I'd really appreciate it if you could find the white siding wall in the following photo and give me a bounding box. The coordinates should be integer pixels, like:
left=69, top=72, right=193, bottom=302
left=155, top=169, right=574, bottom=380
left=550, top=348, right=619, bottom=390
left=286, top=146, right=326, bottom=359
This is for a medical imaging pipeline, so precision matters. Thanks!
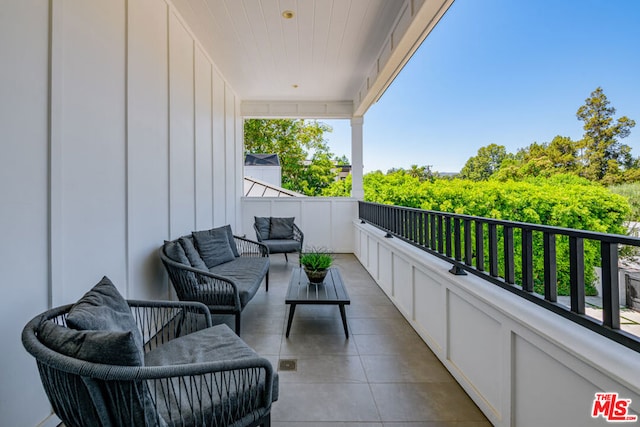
left=0, top=1, right=242, bottom=425
left=0, top=1, right=50, bottom=426
left=241, top=198, right=358, bottom=253
left=354, top=221, right=640, bottom=427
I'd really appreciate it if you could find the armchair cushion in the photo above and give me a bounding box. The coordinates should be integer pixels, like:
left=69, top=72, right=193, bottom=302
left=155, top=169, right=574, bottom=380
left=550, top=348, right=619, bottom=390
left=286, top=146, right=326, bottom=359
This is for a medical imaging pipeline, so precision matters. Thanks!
left=146, top=324, right=278, bottom=426
left=260, top=239, right=301, bottom=254
left=65, top=276, right=144, bottom=359
left=38, top=320, right=143, bottom=366
left=254, top=216, right=271, bottom=240
left=193, top=228, right=236, bottom=268
left=146, top=324, right=256, bottom=365
left=269, top=217, right=295, bottom=239
left=179, top=236, right=208, bottom=270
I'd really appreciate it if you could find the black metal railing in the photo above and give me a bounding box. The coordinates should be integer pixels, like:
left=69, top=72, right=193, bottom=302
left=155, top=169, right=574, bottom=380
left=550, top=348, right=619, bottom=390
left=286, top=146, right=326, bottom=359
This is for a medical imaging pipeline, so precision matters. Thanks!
left=358, top=201, right=640, bottom=352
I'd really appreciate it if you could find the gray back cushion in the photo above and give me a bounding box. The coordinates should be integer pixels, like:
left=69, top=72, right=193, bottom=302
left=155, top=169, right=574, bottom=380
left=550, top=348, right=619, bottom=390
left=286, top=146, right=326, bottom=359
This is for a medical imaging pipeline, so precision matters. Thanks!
left=254, top=216, right=271, bottom=240
left=38, top=320, right=143, bottom=366
left=65, top=276, right=144, bottom=360
left=192, top=228, right=235, bottom=268
left=164, top=240, right=190, bottom=265
left=179, top=236, right=208, bottom=270
left=269, top=217, right=295, bottom=239
left=220, top=225, right=240, bottom=257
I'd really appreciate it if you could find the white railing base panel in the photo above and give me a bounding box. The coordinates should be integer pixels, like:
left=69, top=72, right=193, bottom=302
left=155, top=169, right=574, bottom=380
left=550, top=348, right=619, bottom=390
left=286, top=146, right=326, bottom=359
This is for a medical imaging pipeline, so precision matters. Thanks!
left=355, top=221, right=640, bottom=427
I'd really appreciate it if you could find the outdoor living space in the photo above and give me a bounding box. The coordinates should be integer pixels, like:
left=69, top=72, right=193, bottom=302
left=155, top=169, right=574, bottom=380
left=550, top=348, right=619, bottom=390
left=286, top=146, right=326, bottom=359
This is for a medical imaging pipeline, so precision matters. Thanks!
left=235, top=253, right=490, bottom=426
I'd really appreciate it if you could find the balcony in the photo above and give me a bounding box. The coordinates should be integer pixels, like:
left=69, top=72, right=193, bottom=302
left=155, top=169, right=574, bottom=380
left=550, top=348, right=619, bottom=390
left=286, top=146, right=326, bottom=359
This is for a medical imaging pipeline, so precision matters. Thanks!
left=237, top=253, right=489, bottom=425
left=241, top=197, right=640, bottom=426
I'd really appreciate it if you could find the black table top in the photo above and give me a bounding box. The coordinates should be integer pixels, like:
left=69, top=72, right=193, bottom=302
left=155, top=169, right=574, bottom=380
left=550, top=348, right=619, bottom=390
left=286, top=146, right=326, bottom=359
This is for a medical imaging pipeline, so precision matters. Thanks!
left=285, top=267, right=351, bottom=304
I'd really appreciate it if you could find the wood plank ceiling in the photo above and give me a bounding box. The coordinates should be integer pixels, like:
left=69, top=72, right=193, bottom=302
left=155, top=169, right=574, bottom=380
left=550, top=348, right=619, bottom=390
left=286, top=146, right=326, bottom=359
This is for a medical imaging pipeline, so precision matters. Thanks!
left=172, top=0, right=453, bottom=116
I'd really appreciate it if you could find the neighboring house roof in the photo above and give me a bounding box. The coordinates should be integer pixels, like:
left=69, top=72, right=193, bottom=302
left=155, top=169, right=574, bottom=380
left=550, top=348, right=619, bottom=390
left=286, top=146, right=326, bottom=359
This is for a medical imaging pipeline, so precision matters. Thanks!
left=245, top=153, right=280, bottom=166
left=243, top=176, right=305, bottom=197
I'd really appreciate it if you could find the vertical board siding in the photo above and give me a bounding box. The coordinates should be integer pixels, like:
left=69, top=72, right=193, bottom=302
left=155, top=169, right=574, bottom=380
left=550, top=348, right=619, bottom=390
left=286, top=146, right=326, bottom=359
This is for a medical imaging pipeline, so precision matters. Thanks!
left=127, top=0, right=170, bottom=300
left=212, top=70, right=226, bottom=225
left=48, top=0, right=241, bottom=300
left=57, top=0, right=128, bottom=301
left=168, top=12, right=196, bottom=238
left=4, top=1, right=242, bottom=426
left=194, top=46, right=214, bottom=230
left=0, top=1, right=51, bottom=425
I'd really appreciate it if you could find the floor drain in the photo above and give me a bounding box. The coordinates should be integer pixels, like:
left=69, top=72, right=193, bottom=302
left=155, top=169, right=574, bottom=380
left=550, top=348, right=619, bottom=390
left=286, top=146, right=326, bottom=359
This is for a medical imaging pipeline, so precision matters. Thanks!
left=278, top=359, right=297, bottom=371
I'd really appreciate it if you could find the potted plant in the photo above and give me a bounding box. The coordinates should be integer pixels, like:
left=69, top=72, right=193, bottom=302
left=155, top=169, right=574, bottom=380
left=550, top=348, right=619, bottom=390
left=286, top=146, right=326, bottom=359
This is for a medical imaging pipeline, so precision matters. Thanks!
left=300, top=248, right=333, bottom=283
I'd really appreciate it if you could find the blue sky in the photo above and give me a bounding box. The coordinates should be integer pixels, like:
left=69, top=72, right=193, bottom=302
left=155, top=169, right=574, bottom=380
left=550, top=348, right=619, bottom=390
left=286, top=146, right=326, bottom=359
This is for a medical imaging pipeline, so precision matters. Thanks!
left=323, top=0, right=640, bottom=173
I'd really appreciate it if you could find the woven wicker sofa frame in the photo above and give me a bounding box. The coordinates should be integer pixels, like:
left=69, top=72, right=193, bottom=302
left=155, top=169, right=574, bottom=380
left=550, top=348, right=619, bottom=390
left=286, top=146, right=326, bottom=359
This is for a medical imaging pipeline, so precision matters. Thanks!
left=160, top=235, right=269, bottom=336
left=22, top=300, right=276, bottom=427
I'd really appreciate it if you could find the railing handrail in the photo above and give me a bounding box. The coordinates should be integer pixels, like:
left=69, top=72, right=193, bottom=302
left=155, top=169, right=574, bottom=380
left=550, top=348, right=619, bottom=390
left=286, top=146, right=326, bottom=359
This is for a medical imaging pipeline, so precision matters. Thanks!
left=358, top=201, right=640, bottom=353
left=362, top=202, right=640, bottom=245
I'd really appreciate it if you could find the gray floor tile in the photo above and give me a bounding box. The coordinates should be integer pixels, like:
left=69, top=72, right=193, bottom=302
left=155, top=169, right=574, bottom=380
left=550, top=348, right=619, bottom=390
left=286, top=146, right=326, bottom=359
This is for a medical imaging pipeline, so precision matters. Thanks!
left=349, top=317, right=414, bottom=335
left=361, top=354, right=453, bottom=383
left=248, top=254, right=489, bottom=425
left=354, top=332, right=430, bottom=356
left=272, top=383, right=381, bottom=422
left=382, top=423, right=492, bottom=427
left=371, top=383, right=487, bottom=422
left=280, top=333, right=358, bottom=356
left=275, top=422, right=383, bottom=427
left=277, top=355, right=367, bottom=383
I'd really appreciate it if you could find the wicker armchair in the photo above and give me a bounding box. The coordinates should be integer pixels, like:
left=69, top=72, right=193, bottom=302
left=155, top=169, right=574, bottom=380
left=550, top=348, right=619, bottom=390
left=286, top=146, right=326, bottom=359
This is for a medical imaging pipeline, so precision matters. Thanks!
left=253, top=217, right=304, bottom=263
left=161, top=234, right=269, bottom=335
left=22, top=300, right=277, bottom=427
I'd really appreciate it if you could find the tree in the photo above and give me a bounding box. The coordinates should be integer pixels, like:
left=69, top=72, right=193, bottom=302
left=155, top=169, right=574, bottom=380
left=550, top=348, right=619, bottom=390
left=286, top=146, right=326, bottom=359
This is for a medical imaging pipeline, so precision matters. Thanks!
left=576, top=87, right=636, bottom=181
left=244, top=119, right=337, bottom=196
left=492, top=136, right=579, bottom=181
left=458, top=144, right=509, bottom=181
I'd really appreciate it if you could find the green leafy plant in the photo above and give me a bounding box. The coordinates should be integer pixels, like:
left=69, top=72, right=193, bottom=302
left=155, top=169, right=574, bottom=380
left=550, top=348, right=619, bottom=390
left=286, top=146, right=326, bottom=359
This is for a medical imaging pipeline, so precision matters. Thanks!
left=300, top=248, right=333, bottom=271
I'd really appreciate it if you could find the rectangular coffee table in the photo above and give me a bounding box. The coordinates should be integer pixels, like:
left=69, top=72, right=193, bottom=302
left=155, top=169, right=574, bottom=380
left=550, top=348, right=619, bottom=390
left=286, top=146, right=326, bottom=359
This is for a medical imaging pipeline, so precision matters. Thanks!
left=285, top=267, right=351, bottom=338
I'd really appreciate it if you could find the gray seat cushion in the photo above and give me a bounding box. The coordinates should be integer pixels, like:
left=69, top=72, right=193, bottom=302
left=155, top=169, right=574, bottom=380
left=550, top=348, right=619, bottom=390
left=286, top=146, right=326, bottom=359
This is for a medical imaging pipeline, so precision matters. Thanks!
left=261, top=239, right=301, bottom=254
left=208, top=257, right=269, bottom=307
left=145, top=324, right=278, bottom=426
left=146, top=324, right=257, bottom=365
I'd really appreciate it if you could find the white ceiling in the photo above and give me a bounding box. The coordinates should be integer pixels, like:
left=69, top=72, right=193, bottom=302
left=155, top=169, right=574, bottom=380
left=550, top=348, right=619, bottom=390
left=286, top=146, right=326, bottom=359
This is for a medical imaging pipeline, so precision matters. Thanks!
left=172, top=0, right=453, bottom=116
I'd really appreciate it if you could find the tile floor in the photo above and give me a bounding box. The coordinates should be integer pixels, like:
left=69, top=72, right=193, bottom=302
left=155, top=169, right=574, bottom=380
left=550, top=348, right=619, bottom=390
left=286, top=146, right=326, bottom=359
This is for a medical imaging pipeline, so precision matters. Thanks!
left=222, top=253, right=491, bottom=427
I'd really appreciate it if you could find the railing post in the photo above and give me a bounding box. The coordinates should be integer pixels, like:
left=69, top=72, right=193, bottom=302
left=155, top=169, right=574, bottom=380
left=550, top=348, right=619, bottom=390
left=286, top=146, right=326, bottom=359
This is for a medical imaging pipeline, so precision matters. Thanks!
left=569, top=236, right=585, bottom=315
left=489, top=223, right=498, bottom=277
left=522, top=229, right=533, bottom=292
left=449, top=218, right=467, bottom=275
left=437, top=215, right=444, bottom=254
left=445, top=217, right=452, bottom=258
left=430, top=214, right=436, bottom=250
left=504, top=226, right=514, bottom=284
left=543, top=233, right=557, bottom=302
left=475, top=221, right=484, bottom=272
left=601, top=241, right=620, bottom=329
left=464, top=219, right=473, bottom=266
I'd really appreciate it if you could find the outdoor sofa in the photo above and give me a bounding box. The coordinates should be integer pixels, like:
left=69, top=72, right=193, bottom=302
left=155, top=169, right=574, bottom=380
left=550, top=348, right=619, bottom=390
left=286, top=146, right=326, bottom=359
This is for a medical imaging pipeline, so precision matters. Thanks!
left=160, top=225, right=269, bottom=335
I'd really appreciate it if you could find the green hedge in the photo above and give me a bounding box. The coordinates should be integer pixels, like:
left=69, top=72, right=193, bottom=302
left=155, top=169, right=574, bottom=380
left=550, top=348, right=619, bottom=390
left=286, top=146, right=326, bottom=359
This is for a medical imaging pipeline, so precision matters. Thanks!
left=365, top=173, right=630, bottom=295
